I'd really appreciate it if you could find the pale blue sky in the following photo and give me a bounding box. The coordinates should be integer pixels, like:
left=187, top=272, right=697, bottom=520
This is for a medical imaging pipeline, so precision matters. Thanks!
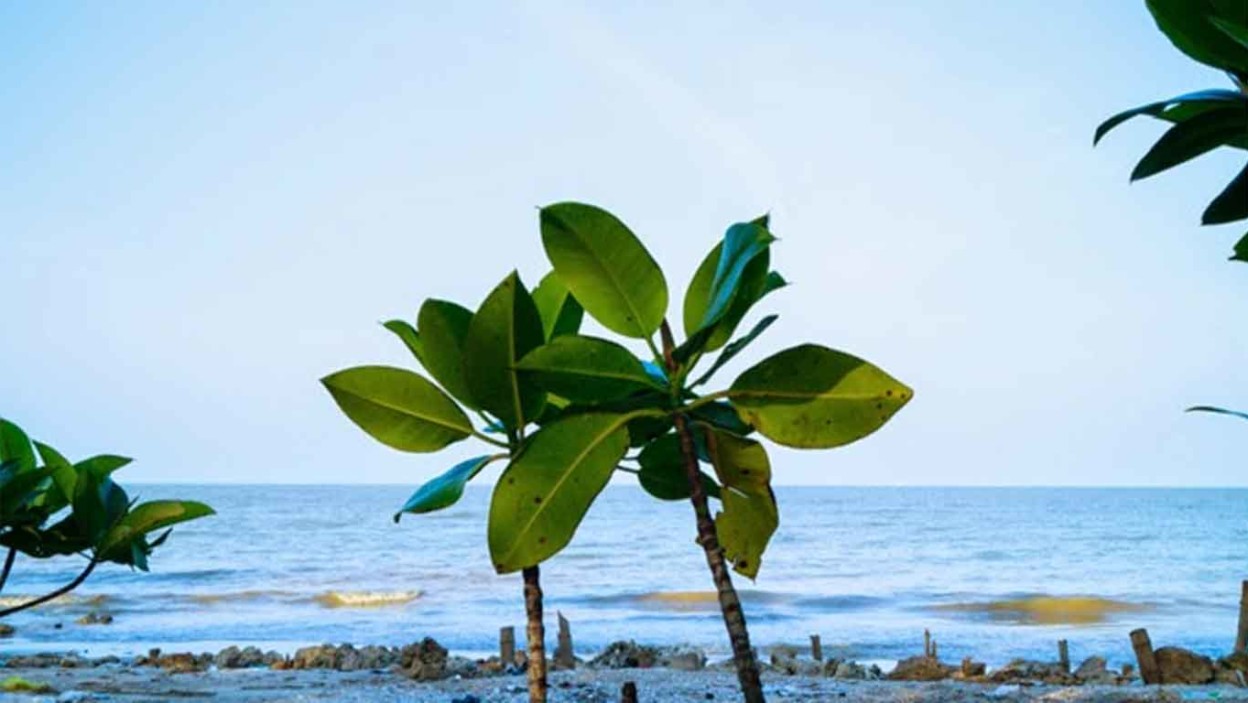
left=1, top=1, right=1244, bottom=486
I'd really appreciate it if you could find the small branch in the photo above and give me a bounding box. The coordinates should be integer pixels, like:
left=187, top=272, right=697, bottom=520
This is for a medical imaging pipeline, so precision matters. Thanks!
left=471, top=430, right=510, bottom=449
left=614, top=465, right=641, bottom=475
left=0, top=559, right=98, bottom=619
left=0, top=548, right=15, bottom=594
left=644, top=335, right=664, bottom=367
left=681, top=391, right=733, bottom=414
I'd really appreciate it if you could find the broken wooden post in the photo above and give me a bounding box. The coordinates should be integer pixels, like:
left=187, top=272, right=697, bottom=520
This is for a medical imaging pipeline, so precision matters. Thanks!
left=931, top=639, right=938, bottom=660
left=810, top=634, right=823, bottom=662
left=556, top=611, right=575, bottom=669
left=1236, top=580, right=1248, bottom=653
left=924, top=629, right=931, bottom=657
left=1130, top=628, right=1161, bottom=684
left=1058, top=639, right=1070, bottom=673
left=961, top=657, right=973, bottom=677
left=500, top=626, right=515, bottom=664
left=621, top=681, right=638, bottom=703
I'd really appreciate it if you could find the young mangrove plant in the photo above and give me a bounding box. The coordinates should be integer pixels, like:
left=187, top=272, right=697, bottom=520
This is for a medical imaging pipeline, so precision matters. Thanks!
left=320, top=271, right=583, bottom=703
left=0, top=418, right=213, bottom=617
left=484, top=202, right=913, bottom=703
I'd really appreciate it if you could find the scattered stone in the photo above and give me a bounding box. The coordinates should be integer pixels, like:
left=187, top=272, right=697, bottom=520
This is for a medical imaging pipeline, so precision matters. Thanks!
left=589, top=640, right=659, bottom=669
left=832, top=661, right=869, bottom=680
left=1222, top=650, right=1248, bottom=674
left=889, top=655, right=953, bottom=681
left=1154, top=646, right=1214, bottom=684
left=989, top=658, right=1072, bottom=684
left=291, top=644, right=339, bottom=670
left=1072, top=655, right=1116, bottom=684
left=768, top=645, right=820, bottom=676
left=0, top=624, right=14, bottom=638
left=955, top=657, right=986, bottom=679
left=656, top=646, right=705, bottom=671
left=399, top=637, right=449, bottom=681
left=74, top=612, right=113, bottom=626
left=135, top=651, right=205, bottom=673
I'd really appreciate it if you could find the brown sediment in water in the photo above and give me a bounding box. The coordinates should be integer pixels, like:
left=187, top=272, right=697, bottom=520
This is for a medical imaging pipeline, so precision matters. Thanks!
left=932, top=596, right=1150, bottom=625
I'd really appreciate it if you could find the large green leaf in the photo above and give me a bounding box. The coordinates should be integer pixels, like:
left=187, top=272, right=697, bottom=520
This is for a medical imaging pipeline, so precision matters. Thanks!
left=417, top=299, right=478, bottom=409
left=1094, top=89, right=1247, bottom=145
left=1146, top=0, right=1248, bottom=75
left=383, top=319, right=423, bottom=363
left=715, top=485, right=778, bottom=579
left=488, top=413, right=632, bottom=573
left=394, top=454, right=500, bottom=522
left=699, top=425, right=771, bottom=491
left=540, top=203, right=667, bottom=339
left=1131, top=106, right=1248, bottom=181
left=32, top=441, right=75, bottom=511
left=322, top=366, right=473, bottom=452
left=636, top=434, right=722, bottom=501
left=99, top=500, right=214, bottom=558
left=516, top=335, right=662, bottom=404
left=531, top=272, right=585, bottom=340
left=689, top=401, right=754, bottom=436
left=729, top=344, right=912, bottom=449
left=0, top=419, right=35, bottom=474
left=700, top=222, right=775, bottom=332
left=464, top=272, right=546, bottom=430
left=1188, top=405, right=1248, bottom=420
left=1203, top=162, right=1248, bottom=224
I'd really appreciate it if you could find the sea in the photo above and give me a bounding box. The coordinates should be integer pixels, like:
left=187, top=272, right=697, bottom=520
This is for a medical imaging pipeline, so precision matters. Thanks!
left=1, top=485, right=1244, bottom=668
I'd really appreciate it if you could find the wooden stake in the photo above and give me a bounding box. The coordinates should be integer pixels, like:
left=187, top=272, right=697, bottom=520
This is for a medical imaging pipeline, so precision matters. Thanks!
left=924, top=629, right=931, bottom=657
left=931, top=639, right=938, bottom=660
left=810, top=634, right=823, bottom=662
left=556, top=611, right=575, bottom=669
left=1236, top=580, right=1248, bottom=653
left=1130, top=628, right=1160, bottom=685
left=1058, top=639, right=1069, bottom=673
left=500, top=626, right=515, bottom=664
left=621, top=681, right=638, bottom=703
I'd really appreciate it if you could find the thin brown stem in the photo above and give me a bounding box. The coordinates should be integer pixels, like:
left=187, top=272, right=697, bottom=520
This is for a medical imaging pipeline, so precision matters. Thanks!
left=0, top=559, right=97, bottom=619
left=522, top=565, right=547, bottom=702
left=660, top=320, right=765, bottom=703
left=0, top=548, right=15, bottom=594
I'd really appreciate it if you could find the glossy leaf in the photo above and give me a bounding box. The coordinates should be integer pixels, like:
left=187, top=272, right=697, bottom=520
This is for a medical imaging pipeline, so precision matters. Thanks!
left=32, top=441, right=75, bottom=512
left=1146, top=0, right=1248, bottom=75
left=322, top=366, right=473, bottom=452
left=531, top=272, right=585, bottom=340
left=689, top=401, right=753, bottom=436
left=540, top=202, right=667, bottom=339
left=1187, top=405, right=1248, bottom=420
left=1096, top=91, right=1247, bottom=145
left=516, top=335, right=662, bottom=404
left=1131, top=106, right=1248, bottom=181
left=464, top=272, right=546, bottom=430
left=699, top=425, right=771, bottom=491
left=383, top=319, right=423, bottom=363
left=99, top=500, right=215, bottom=558
left=636, top=434, right=722, bottom=501
left=1203, top=162, right=1248, bottom=224
left=716, top=485, right=778, bottom=579
left=1233, top=232, right=1248, bottom=261
left=701, top=222, right=775, bottom=331
left=488, top=413, right=633, bottom=573
left=0, top=420, right=35, bottom=474
left=417, top=299, right=478, bottom=408
left=394, top=454, right=499, bottom=521
left=729, top=344, right=913, bottom=449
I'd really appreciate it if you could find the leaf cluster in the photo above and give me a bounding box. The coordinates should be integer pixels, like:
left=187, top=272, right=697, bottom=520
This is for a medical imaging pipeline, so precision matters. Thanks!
left=0, top=419, right=213, bottom=571
left=1097, top=1, right=1248, bottom=262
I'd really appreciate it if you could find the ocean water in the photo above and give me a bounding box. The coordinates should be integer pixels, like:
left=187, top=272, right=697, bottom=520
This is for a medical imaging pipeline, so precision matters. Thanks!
left=1, top=485, right=1244, bottom=667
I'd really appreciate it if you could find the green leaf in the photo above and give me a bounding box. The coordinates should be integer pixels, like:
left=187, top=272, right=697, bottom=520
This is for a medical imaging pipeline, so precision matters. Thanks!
left=417, top=299, right=478, bottom=409
left=701, top=222, right=775, bottom=331
left=0, top=420, right=35, bottom=474
left=540, top=202, right=668, bottom=339
left=75, top=455, right=132, bottom=480
left=463, top=273, right=546, bottom=430
left=692, top=314, right=778, bottom=388
left=636, top=434, right=721, bottom=501
left=1233, top=232, right=1248, bottom=261
left=1187, top=405, right=1248, bottom=420
left=1095, top=90, right=1247, bottom=145
left=516, top=335, right=662, bottom=404
left=531, top=272, right=585, bottom=340
left=1131, top=106, right=1248, bottom=181
left=699, top=425, right=771, bottom=491
left=1146, top=0, right=1248, bottom=75
left=322, top=366, right=473, bottom=452
left=31, top=441, right=75, bottom=512
left=488, top=412, right=633, bottom=573
left=100, top=500, right=214, bottom=558
left=383, top=319, right=423, bottom=363
left=716, top=484, right=778, bottom=579
left=689, top=401, right=754, bottom=436
left=394, top=454, right=499, bottom=521
left=1203, top=162, right=1248, bottom=224
left=72, top=469, right=128, bottom=546
left=729, top=344, right=913, bottom=449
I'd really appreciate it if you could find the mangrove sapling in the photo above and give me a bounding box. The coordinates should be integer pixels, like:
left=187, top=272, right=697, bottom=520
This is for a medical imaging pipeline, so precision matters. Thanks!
left=0, top=418, right=214, bottom=617
left=321, top=271, right=584, bottom=703
left=493, top=203, right=912, bottom=703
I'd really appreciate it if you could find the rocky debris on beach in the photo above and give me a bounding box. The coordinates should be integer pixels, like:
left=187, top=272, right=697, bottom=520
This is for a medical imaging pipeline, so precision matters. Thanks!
left=586, top=641, right=710, bottom=672
left=0, top=624, right=13, bottom=638
left=73, top=612, right=113, bottom=626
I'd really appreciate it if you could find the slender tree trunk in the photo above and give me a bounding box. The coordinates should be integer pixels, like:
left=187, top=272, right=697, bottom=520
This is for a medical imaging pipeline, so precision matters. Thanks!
left=661, top=322, right=766, bottom=703
left=522, top=565, right=548, bottom=703
left=0, top=559, right=97, bottom=619
left=0, top=548, right=15, bottom=594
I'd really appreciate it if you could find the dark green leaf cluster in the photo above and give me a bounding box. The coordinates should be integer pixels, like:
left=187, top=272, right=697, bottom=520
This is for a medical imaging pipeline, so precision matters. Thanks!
left=1097, top=1, right=1248, bottom=262
left=0, top=418, right=213, bottom=573
left=323, top=202, right=913, bottom=582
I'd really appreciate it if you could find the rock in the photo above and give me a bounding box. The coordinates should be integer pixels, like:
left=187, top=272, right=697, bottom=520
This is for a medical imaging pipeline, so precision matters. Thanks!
left=657, top=646, right=706, bottom=671
left=148, top=652, right=204, bottom=673
left=0, top=624, right=13, bottom=638
left=832, top=661, right=868, bottom=680
left=1072, top=655, right=1116, bottom=684
left=955, top=658, right=986, bottom=679
left=451, top=696, right=482, bottom=703
left=888, top=655, right=952, bottom=681
left=399, top=637, right=449, bottom=681
left=589, top=640, right=659, bottom=669
left=292, top=644, right=338, bottom=670
left=989, top=659, right=1072, bottom=684
left=1222, top=650, right=1248, bottom=674
left=356, top=645, right=395, bottom=670
left=1154, top=646, right=1214, bottom=684
left=446, top=655, right=479, bottom=679
left=1215, top=665, right=1246, bottom=687
left=74, top=612, right=112, bottom=626
left=768, top=645, right=820, bottom=676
